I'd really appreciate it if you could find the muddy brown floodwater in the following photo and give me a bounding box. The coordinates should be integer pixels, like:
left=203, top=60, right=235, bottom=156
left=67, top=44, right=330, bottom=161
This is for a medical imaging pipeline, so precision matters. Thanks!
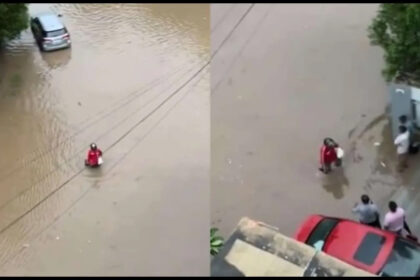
left=0, top=3, right=209, bottom=276
left=211, top=4, right=420, bottom=239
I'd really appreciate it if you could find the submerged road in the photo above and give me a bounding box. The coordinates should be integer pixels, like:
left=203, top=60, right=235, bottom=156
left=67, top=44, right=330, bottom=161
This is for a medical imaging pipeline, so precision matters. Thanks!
left=0, top=4, right=209, bottom=275
left=211, top=4, right=420, bottom=238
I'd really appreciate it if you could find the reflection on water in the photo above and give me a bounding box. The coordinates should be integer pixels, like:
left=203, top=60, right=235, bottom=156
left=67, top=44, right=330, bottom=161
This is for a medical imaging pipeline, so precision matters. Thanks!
left=0, top=3, right=209, bottom=269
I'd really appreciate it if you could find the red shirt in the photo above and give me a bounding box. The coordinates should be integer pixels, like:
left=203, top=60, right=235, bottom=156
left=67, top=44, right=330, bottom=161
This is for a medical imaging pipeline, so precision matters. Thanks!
left=320, top=145, right=337, bottom=165
left=87, top=149, right=102, bottom=166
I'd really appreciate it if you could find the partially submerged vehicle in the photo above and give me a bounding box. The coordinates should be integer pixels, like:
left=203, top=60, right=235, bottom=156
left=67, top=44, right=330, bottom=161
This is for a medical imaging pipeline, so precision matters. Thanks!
left=30, top=12, right=71, bottom=52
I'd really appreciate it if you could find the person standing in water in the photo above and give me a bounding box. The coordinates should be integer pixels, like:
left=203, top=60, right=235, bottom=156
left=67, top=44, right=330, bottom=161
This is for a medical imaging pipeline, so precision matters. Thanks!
left=394, top=125, right=410, bottom=172
left=399, top=114, right=419, bottom=154
left=85, top=143, right=103, bottom=167
left=319, top=138, right=341, bottom=174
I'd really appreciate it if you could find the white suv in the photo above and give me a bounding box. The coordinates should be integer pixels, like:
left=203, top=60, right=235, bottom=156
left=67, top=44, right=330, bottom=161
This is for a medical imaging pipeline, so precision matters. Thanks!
left=30, top=12, right=71, bottom=52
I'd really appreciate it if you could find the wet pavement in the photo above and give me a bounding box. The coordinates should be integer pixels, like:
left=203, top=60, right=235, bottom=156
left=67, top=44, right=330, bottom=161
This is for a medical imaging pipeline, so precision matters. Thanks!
left=211, top=4, right=420, bottom=239
left=0, top=3, right=209, bottom=275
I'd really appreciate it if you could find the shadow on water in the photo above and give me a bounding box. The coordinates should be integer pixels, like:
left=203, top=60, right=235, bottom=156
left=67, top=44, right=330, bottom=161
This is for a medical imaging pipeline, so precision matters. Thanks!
left=83, top=163, right=104, bottom=179
left=321, top=167, right=350, bottom=200
left=371, top=118, right=395, bottom=176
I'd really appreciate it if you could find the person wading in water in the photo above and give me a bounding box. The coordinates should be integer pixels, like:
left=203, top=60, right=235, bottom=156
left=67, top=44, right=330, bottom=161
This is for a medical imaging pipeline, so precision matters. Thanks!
left=319, top=138, right=342, bottom=174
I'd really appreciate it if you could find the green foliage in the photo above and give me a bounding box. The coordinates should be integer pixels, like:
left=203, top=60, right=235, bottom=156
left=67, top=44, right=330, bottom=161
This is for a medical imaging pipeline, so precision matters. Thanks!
left=0, top=4, right=29, bottom=45
left=368, top=4, right=420, bottom=83
left=210, top=227, right=224, bottom=256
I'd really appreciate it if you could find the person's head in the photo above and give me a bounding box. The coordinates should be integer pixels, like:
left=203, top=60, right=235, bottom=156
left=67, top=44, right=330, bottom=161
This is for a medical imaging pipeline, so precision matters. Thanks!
left=389, top=201, right=398, bottom=212
left=90, top=143, right=97, bottom=150
left=361, top=194, right=370, bottom=204
left=399, top=125, right=407, bottom=134
left=324, top=138, right=335, bottom=147
left=399, top=115, right=408, bottom=124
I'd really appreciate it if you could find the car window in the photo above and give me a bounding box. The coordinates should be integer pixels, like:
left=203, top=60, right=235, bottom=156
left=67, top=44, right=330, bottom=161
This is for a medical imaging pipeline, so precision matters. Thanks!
left=380, top=238, right=420, bottom=277
left=306, top=218, right=339, bottom=249
left=33, top=19, right=41, bottom=29
left=46, top=29, right=66, bottom=37
left=353, top=232, right=385, bottom=265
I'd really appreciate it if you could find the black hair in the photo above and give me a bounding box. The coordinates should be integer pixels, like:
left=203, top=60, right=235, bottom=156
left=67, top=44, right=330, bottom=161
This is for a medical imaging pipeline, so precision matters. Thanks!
left=389, top=201, right=397, bottom=212
left=399, top=125, right=407, bottom=133
left=361, top=194, right=370, bottom=204
left=399, top=115, right=408, bottom=124
left=324, top=137, right=337, bottom=147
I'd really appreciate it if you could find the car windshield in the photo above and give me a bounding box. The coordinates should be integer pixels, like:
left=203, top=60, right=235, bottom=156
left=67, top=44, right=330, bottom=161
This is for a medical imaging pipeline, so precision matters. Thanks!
left=46, top=29, right=66, bottom=37
left=380, top=238, right=420, bottom=277
left=306, top=218, right=339, bottom=249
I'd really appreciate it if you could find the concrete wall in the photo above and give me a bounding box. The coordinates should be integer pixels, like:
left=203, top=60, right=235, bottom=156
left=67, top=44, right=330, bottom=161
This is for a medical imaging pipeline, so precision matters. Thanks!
left=211, top=217, right=375, bottom=277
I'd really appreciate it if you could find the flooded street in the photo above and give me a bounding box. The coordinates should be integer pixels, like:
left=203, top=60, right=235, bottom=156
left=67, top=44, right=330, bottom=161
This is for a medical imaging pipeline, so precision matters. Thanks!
left=211, top=4, right=418, bottom=238
left=0, top=3, right=209, bottom=275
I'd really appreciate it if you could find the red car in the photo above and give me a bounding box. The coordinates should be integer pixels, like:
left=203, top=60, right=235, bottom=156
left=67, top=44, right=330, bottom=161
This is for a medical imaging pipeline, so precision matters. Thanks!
left=294, top=215, right=420, bottom=276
